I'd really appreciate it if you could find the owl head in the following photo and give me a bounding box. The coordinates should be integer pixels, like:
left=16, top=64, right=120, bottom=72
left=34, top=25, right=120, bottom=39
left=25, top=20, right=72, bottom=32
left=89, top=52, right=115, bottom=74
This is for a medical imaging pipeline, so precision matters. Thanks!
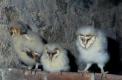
left=9, top=21, right=31, bottom=37
left=76, top=26, right=97, bottom=48
left=9, top=26, right=22, bottom=37
left=43, top=43, right=64, bottom=61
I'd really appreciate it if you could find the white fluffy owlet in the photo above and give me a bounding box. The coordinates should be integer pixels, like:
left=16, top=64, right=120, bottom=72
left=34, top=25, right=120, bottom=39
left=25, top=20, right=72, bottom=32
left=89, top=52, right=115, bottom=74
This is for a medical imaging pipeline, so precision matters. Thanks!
left=76, top=26, right=109, bottom=73
left=9, top=23, right=44, bottom=69
left=41, top=43, right=70, bottom=72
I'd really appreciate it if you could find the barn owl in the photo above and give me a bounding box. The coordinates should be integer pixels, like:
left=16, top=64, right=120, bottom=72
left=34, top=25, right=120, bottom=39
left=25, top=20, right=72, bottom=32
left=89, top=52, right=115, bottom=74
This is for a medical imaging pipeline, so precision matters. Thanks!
left=41, top=43, right=70, bottom=72
left=9, top=22, right=44, bottom=69
left=76, top=26, right=109, bottom=73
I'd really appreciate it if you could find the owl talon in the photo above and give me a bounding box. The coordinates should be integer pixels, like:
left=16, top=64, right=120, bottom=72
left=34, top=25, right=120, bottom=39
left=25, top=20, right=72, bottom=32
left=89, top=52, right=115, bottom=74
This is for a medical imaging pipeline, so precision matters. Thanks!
left=60, top=71, right=64, bottom=75
left=31, top=70, right=36, bottom=75
left=78, top=69, right=89, bottom=73
left=78, top=69, right=89, bottom=77
left=28, top=66, right=33, bottom=70
left=77, top=70, right=83, bottom=73
left=101, top=72, right=108, bottom=80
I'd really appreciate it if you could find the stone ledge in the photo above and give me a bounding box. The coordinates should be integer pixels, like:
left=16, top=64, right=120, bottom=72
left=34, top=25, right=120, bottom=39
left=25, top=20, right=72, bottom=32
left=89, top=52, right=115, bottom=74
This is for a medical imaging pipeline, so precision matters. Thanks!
left=0, top=69, right=122, bottom=80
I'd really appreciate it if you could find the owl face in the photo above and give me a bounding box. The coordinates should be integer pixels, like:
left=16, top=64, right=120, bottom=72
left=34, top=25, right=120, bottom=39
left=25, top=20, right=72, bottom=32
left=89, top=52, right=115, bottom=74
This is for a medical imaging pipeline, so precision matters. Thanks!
left=26, top=50, right=40, bottom=62
left=79, top=34, right=96, bottom=48
left=9, top=27, right=21, bottom=37
left=45, top=47, right=60, bottom=61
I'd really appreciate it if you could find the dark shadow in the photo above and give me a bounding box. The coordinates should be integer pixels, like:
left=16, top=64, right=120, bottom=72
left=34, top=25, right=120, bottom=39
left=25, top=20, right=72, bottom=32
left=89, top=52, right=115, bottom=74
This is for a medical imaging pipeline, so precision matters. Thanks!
left=82, top=0, right=94, bottom=9
left=109, top=0, right=121, bottom=6
left=66, top=49, right=78, bottom=72
left=105, top=37, right=122, bottom=75
left=89, top=64, right=100, bottom=73
left=35, top=65, right=43, bottom=70
left=41, top=37, right=48, bottom=44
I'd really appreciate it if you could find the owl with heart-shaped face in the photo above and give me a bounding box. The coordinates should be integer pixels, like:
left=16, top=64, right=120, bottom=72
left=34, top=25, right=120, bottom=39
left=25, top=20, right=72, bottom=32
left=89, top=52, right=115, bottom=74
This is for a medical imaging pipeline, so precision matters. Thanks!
left=41, top=43, right=70, bottom=72
left=76, top=26, right=109, bottom=73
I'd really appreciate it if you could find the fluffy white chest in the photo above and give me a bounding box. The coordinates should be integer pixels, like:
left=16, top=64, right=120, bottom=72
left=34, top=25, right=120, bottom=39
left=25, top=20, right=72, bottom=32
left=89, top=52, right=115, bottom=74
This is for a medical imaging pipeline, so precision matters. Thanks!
left=41, top=54, right=69, bottom=72
left=77, top=37, right=108, bottom=63
left=80, top=49, right=102, bottom=63
left=44, top=58, right=64, bottom=68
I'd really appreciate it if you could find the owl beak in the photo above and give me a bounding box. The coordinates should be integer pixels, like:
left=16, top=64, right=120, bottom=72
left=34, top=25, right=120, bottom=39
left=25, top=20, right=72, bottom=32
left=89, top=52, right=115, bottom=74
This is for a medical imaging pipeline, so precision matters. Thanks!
left=85, top=45, right=88, bottom=48
left=32, top=52, right=40, bottom=61
left=84, top=44, right=87, bottom=49
left=84, top=40, right=87, bottom=45
left=82, top=38, right=87, bottom=48
left=49, top=54, right=53, bottom=61
left=82, top=39, right=90, bottom=49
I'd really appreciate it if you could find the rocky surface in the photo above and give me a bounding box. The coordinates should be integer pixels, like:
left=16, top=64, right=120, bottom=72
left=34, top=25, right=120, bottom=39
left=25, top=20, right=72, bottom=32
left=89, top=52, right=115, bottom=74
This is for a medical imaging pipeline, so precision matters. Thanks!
left=0, top=69, right=121, bottom=80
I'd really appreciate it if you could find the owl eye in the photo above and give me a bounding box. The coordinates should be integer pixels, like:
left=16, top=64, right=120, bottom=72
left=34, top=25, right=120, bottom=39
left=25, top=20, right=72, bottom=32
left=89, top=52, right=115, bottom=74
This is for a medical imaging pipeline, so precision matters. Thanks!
left=79, top=35, right=84, bottom=40
left=9, top=30, right=13, bottom=35
left=80, top=37, right=85, bottom=42
left=86, top=34, right=92, bottom=37
left=89, top=35, right=95, bottom=37
left=9, top=27, right=14, bottom=35
left=87, top=38, right=91, bottom=42
left=47, top=52, right=50, bottom=55
left=54, top=48, right=59, bottom=51
left=52, top=51, right=57, bottom=55
left=79, top=34, right=84, bottom=37
left=54, top=48, right=59, bottom=52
